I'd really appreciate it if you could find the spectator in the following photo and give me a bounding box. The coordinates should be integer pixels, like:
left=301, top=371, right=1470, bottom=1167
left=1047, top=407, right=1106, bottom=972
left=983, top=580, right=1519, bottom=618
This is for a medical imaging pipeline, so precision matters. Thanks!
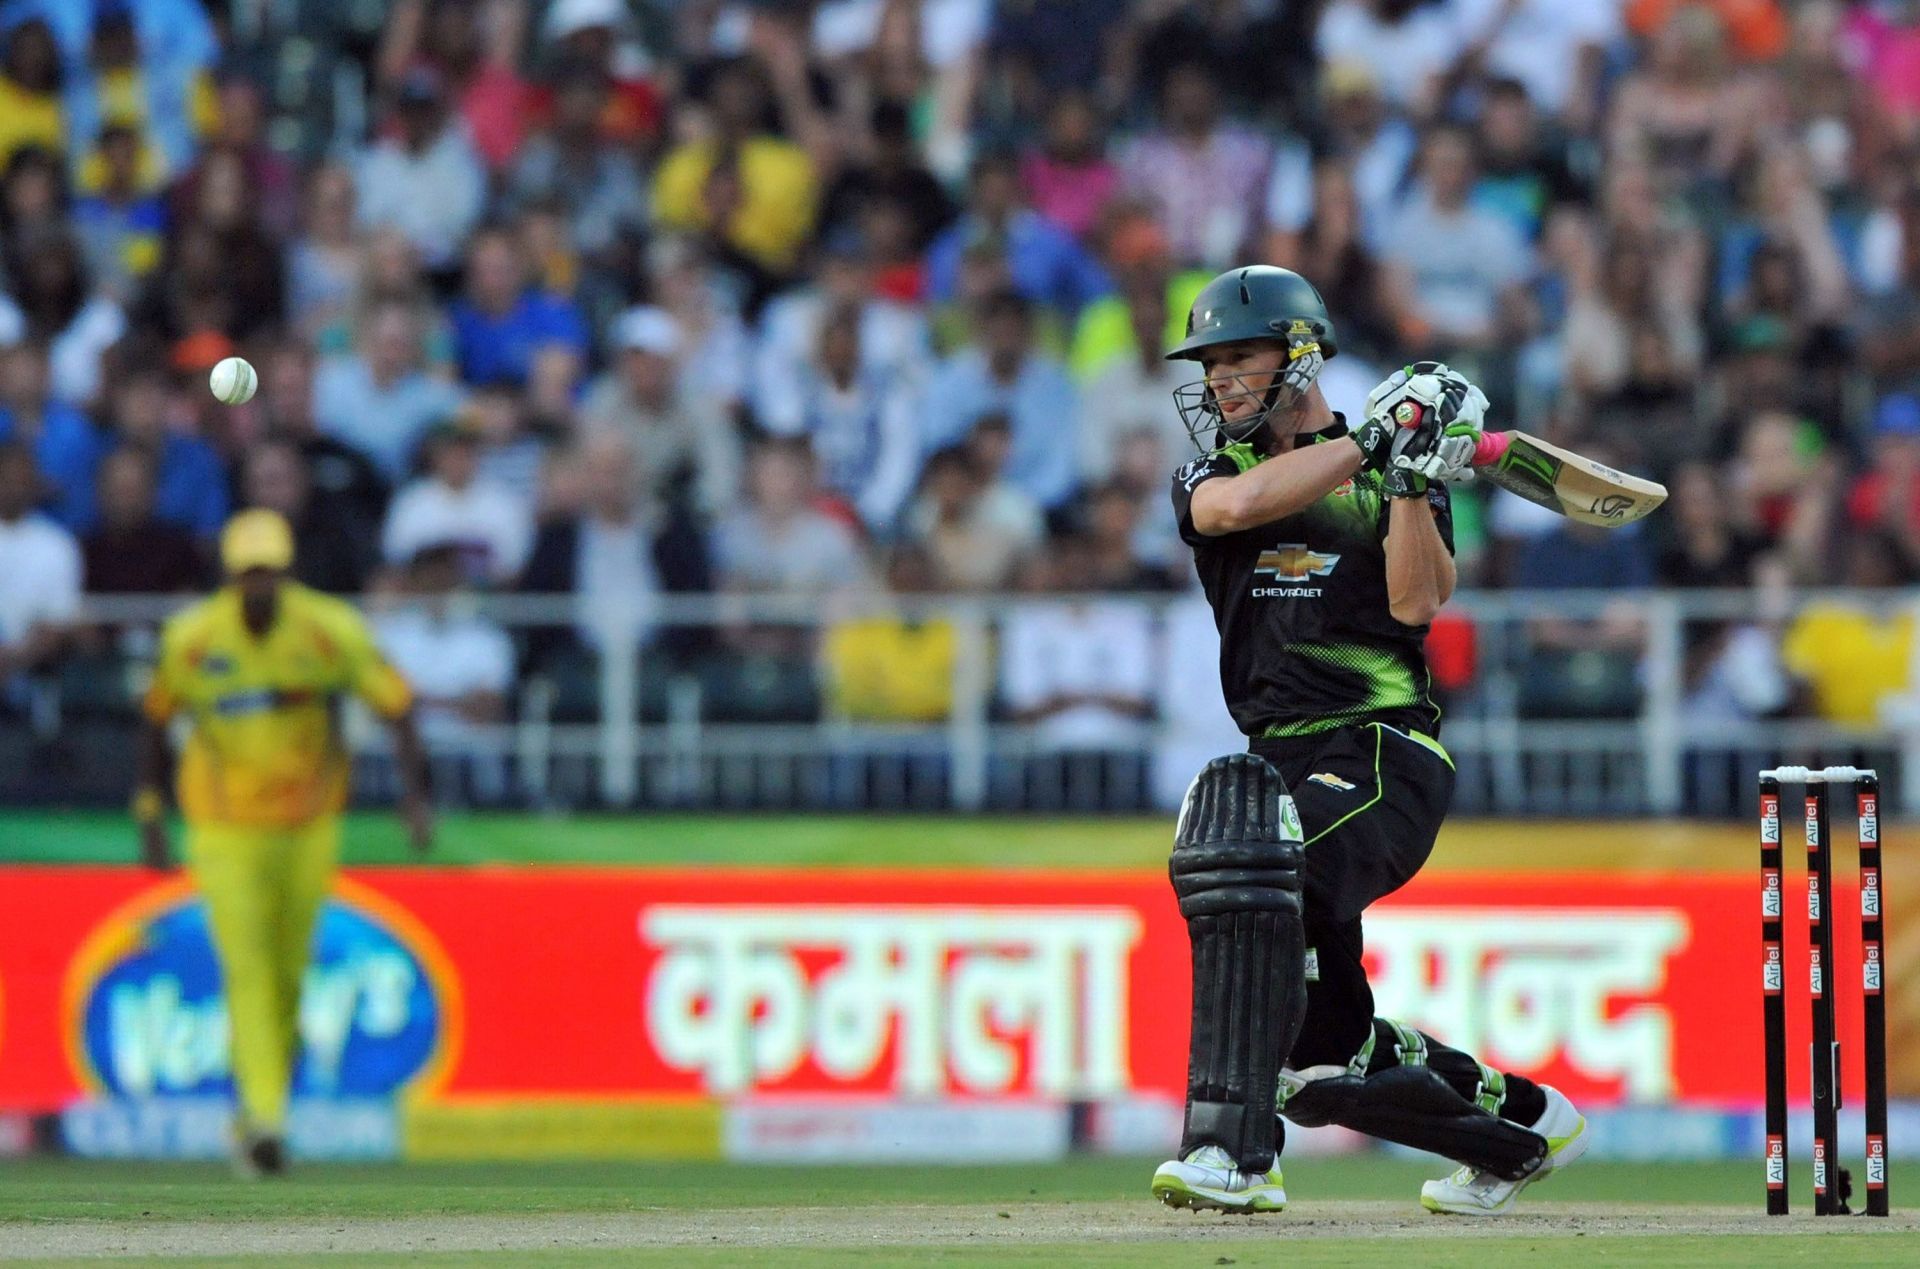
left=241, top=439, right=375, bottom=595
left=355, top=66, right=487, bottom=273
left=1446, top=0, right=1620, bottom=133
left=1474, top=78, right=1584, bottom=241
left=1728, top=409, right=1837, bottom=581
left=349, top=226, right=458, bottom=372
left=647, top=234, right=754, bottom=412
left=713, top=438, right=868, bottom=597
left=758, top=300, right=921, bottom=533
left=1563, top=234, right=1704, bottom=405
left=509, top=58, right=647, bottom=258
left=999, top=537, right=1154, bottom=749
left=66, top=0, right=218, bottom=188
left=1019, top=92, right=1118, bottom=243
left=376, top=0, right=534, bottom=173
left=447, top=226, right=588, bottom=388
left=1083, top=482, right=1179, bottom=593
left=1842, top=0, right=1920, bottom=133
left=581, top=304, right=740, bottom=516
left=818, top=98, right=955, bottom=253
left=81, top=446, right=203, bottom=593
left=520, top=429, right=662, bottom=653
left=534, top=0, right=664, bottom=146
left=71, top=122, right=166, bottom=304
left=1781, top=529, right=1915, bottom=725
left=467, top=381, right=552, bottom=510
left=314, top=300, right=465, bottom=483
left=0, top=143, right=63, bottom=250
left=0, top=228, right=126, bottom=407
left=653, top=56, right=818, bottom=275
left=1075, top=269, right=1189, bottom=484
left=1845, top=394, right=1920, bottom=568
left=0, top=18, right=62, bottom=170
left=103, top=363, right=225, bottom=538
left=373, top=542, right=514, bottom=759
left=754, top=229, right=930, bottom=406
left=180, top=146, right=283, bottom=340
left=1315, top=0, right=1458, bottom=119
left=924, top=151, right=1110, bottom=320
left=1609, top=4, right=1764, bottom=199
left=1657, top=461, right=1765, bottom=588
left=257, top=342, right=388, bottom=533
left=383, top=421, right=533, bottom=585
left=1312, top=61, right=1419, bottom=248
left=1115, top=57, right=1281, bottom=270
left=0, top=340, right=101, bottom=532
left=1269, top=159, right=1403, bottom=364
left=285, top=162, right=361, bottom=348
left=1860, top=188, right=1920, bottom=396
left=903, top=441, right=1043, bottom=592
left=0, top=441, right=79, bottom=687
left=170, top=73, right=296, bottom=241
left=920, top=290, right=1079, bottom=510
left=1381, top=126, right=1532, bottom=355
left=821, top=546, right=956, bottom=724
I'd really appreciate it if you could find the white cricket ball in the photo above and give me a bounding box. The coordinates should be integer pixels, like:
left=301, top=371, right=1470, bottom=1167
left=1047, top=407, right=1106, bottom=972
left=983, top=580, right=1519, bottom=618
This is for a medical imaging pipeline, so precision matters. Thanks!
left=209, top=356, right=258, bottom=405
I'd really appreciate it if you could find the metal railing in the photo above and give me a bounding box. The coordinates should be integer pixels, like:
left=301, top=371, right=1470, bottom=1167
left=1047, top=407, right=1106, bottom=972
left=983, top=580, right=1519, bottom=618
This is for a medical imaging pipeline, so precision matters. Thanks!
left=27, top=587, right=1920, bottom=817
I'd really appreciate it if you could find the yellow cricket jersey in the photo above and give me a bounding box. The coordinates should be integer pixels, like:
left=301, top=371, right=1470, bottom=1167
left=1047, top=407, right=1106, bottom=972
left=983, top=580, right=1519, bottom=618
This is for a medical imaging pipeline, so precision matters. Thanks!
left=823, top=618, right=957, bottom=723
left=143, top=584, right=413, bottom=828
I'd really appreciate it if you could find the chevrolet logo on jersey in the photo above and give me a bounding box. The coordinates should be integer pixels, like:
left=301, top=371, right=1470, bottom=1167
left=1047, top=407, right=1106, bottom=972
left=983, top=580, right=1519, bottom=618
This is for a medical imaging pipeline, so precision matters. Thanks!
left=1253, top=546, right=1340, bottom=599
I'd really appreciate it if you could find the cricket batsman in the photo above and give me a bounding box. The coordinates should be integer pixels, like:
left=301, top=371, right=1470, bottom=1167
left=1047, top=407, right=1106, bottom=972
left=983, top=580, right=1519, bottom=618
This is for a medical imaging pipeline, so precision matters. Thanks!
left=134, top=509, right=434, bottom=1176
left=1149, top=266, right=1588, bottom=1216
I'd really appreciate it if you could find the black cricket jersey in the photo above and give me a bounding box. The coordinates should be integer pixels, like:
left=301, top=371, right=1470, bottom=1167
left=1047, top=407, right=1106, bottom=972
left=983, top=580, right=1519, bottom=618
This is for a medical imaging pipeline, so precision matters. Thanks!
left=1170, top=418, right=1453, bottom=740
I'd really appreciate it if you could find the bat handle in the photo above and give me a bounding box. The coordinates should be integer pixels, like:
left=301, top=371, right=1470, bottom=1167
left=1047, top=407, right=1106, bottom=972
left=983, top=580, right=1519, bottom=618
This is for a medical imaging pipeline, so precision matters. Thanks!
left=1472, top=431, right=1511, bottom=467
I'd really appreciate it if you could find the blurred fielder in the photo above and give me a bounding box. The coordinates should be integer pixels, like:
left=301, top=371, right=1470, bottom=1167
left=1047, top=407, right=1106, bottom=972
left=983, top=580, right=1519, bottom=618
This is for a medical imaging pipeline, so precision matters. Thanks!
left=135, top=509, right=433, bottom=1176
left=1150, top=267, right=1588, bottom=1216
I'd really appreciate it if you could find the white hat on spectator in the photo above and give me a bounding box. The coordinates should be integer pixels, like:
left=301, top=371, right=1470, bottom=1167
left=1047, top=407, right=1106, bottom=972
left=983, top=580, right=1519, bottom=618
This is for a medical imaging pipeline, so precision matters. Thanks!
left=546, top=0, right=627, bottom=40
left=613, top=306, right=681, bottom=358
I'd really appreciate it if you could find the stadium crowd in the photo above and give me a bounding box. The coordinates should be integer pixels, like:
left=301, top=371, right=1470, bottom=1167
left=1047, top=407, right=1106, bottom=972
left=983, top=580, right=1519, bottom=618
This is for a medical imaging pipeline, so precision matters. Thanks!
left=1, top=0, right=1919, bottom=763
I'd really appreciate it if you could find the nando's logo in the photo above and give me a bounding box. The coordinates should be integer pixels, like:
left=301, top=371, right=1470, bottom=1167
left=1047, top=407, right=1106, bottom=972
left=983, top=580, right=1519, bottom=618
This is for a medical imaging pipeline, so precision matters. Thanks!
left=1252, top=546, right=1341, bottom=599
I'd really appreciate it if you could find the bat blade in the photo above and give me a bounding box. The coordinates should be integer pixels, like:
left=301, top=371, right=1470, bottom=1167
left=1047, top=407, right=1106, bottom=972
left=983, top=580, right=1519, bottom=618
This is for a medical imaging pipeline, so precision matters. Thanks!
left=1471, top=431, right=1667, bottom=527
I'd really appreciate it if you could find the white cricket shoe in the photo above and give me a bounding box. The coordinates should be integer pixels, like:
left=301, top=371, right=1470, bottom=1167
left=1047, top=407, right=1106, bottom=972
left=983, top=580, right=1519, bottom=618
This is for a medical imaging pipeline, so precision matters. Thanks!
left=1420, top=1085, right=1589, bottom=1216
left=1151, top=1145, right=1287, bottom=1213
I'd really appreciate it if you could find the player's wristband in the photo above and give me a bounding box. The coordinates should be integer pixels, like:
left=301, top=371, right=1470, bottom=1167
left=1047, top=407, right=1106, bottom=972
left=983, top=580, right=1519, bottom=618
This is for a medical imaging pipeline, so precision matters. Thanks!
left=131, top=788, right=165, bottom=824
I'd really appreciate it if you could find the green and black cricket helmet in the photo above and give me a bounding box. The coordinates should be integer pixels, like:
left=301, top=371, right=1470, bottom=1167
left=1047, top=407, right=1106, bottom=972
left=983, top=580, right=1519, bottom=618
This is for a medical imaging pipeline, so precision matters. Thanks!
left=1166, top=265, right=1338, bottom=454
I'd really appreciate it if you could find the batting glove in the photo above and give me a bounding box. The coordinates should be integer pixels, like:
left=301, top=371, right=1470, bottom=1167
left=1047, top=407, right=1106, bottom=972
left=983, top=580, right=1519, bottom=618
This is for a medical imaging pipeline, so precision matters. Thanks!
left=1366, top=362, right=1489, bottom=485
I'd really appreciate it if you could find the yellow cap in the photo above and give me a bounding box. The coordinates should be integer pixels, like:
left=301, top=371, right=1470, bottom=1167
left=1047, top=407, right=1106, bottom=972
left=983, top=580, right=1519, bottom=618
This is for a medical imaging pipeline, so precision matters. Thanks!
left=219, top=509, right=295, bottom=575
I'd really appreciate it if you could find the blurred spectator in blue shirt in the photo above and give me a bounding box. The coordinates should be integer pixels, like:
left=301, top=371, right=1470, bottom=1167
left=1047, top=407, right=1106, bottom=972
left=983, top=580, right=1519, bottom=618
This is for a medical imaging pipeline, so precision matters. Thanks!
left=102, top=360, right=223, bottom=538
left=315, top=299, right=465, bottom=482
left=920, top=290, right=1078, bottom=510
left=448, top=225, right=589, bottom=388
left=356, top=66, right=487, bottom=273
left=758, top=301, right=922, bottom=534
left=924, top=152, right=1109, bottom=321
left=0, top=340, right=101, bottom=531
left=70, top=120, right=164, bottom=302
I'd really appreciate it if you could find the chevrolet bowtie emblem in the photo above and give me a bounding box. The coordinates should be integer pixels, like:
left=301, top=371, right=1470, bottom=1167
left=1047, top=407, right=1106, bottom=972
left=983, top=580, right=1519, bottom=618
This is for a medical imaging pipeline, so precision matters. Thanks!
left=1254, top=546, right=1342, bottom=582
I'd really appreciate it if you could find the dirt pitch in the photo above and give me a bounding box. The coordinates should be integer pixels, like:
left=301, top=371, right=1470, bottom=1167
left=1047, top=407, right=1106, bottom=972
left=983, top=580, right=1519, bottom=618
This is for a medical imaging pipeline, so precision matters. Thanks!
left=7, top=1200, right=1920, bottom=1263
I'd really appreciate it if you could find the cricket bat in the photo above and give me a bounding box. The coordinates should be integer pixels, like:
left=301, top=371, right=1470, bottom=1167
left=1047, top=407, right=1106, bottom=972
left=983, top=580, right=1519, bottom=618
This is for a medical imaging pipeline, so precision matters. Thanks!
left=1468, top=431, right=1667, bottom=527
left=1388, top=399, right=1667, bottom=527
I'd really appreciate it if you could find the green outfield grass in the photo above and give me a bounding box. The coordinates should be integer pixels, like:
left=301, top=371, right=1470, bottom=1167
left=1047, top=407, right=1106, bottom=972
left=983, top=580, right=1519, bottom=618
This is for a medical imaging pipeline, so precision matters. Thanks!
left=2, top=1157, right=1916, bottom=1266
left=0, top=812, right=1175, bottom=870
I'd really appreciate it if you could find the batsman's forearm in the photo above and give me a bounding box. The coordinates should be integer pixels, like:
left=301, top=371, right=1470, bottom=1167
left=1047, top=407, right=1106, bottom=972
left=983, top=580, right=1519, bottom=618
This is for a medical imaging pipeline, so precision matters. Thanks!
left=1384, top=497, right=1454, bottom=625
left=1191, top=439, right=1364, bottom=536
left=388, top=711, right=432, bottom=802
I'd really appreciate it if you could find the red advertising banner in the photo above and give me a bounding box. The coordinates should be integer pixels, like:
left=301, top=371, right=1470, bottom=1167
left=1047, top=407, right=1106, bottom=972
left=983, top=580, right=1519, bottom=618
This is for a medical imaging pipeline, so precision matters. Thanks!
left=0, top=864, right=1883, bottom=1114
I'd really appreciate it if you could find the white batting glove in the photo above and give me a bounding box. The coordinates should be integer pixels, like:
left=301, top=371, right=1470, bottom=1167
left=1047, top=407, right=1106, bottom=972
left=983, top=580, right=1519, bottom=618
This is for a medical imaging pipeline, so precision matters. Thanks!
left=1366, top=362, right=1489, bottom=484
